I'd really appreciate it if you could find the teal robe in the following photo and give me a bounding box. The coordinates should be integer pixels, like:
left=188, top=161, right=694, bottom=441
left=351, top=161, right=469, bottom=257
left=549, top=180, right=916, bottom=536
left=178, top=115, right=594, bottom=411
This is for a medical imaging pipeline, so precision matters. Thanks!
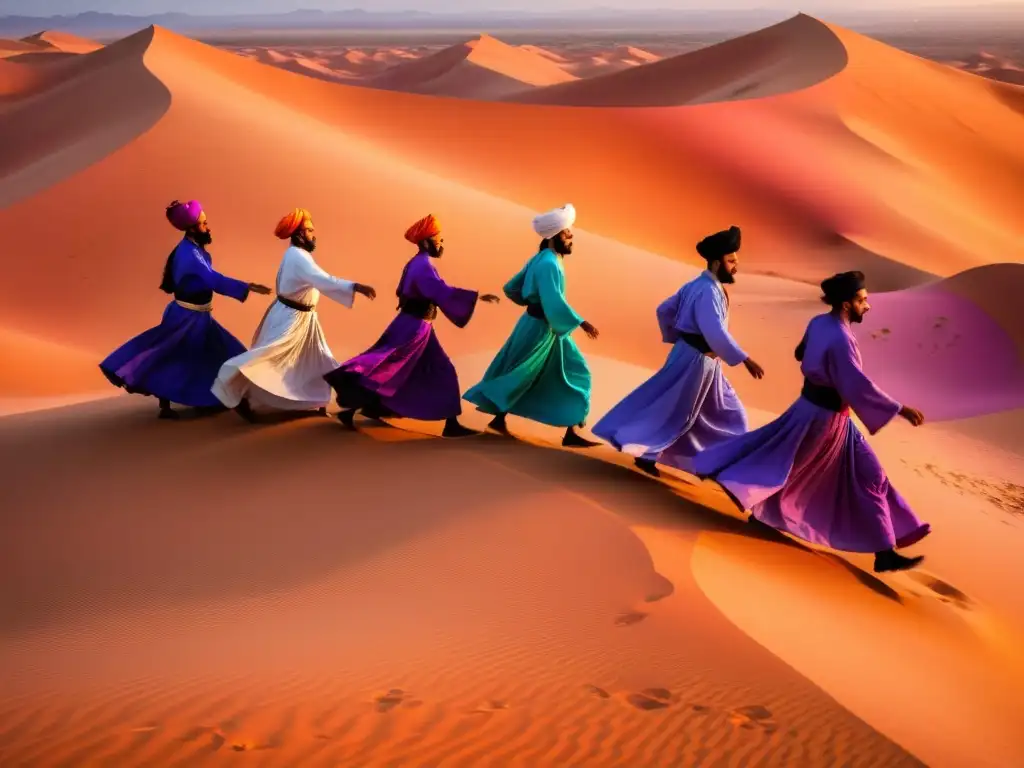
left=463, top=248, right=591, bottom=427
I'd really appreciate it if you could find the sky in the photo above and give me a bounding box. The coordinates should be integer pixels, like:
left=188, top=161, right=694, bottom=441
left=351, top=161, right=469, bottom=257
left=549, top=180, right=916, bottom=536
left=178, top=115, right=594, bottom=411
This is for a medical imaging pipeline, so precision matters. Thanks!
left=2, top=0, right=1022, bottom=16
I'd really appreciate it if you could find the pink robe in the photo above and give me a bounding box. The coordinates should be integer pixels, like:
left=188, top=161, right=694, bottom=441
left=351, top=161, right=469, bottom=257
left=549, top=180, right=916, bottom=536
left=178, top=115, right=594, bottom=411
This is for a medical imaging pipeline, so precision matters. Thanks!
left=685, top=313, right=931, bottom=553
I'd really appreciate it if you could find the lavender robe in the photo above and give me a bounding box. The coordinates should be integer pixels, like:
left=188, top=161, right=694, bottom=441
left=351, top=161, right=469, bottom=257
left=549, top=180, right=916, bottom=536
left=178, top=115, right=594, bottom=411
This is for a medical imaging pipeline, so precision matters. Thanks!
left=99, top=238, right=251, bottom=407
left=592, top=271, right=748, bottom=466
left=324, top=251, right=478, bottom=420
left=686, top=313, right=931, bottom=553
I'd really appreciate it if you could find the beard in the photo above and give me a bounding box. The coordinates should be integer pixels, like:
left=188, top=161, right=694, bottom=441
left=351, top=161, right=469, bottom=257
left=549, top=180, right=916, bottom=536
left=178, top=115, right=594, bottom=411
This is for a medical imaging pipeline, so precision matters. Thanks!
left=716, top=264, right=736, bottom=284
left=192, top=229, right=213, bottom=247
left=425, top=240, right=444, bottom=258
left=551, top=233, right=572, bottom=255
left=849, top=307, right=866, bottom=323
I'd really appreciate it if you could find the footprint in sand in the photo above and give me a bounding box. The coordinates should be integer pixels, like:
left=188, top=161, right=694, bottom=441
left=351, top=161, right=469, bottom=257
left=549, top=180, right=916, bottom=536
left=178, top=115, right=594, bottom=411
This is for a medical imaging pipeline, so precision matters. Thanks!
left=625, top=688, right=675, bottom=711
left=614, top=610, right=648, bottom=627
left=375, top=688, right=410, bottom=713
left=179, top=726, right=228, bottom=751
left=585, top=684, right=611, bottom=699
left=907, top=572, right=973, bottom=609
left=728, top=705, right=778, bottom=734
left=469, top=699, right=510, bottom=715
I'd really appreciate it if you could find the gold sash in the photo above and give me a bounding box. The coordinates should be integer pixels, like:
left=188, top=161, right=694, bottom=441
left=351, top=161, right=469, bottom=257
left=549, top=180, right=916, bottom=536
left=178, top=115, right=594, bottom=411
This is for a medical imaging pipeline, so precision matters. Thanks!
left=175, top=299, right=213, bottom=312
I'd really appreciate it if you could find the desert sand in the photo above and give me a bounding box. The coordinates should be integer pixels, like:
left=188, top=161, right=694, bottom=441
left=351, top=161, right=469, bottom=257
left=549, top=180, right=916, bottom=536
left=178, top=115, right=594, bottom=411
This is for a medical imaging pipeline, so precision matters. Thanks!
left=0, top=13, right=1022, bottom=767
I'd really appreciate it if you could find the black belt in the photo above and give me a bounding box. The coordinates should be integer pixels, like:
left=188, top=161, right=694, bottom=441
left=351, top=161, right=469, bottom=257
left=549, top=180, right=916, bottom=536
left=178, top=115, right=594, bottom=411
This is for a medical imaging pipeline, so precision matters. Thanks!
left=399, top=297, right=437, bottom=321
left=277, top=295, right=314, bottom=312
left=680, top=332, right=713, bottom=355
left=801, top=379, right=845, bottom=412
left=173, top=290, right=213, bottom=304
left=526, top=303, right=546, bottom=320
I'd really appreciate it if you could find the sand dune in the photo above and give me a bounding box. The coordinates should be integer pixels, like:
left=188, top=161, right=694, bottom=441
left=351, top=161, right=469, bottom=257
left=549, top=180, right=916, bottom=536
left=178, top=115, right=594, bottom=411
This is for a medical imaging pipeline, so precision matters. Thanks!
left=366, top=33, right=577, bottom=99
left=21, top=30, right=102, bottom=55
left=948, top=51, right=1024, bottom=86
left=506, top=15, right=849, bottom=107
left=0, top=16, right=1022, bottom=766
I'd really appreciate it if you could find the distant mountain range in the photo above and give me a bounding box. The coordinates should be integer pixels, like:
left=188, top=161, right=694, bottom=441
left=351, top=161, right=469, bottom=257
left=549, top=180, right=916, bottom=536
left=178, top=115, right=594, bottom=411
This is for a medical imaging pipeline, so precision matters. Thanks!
left=1, top=6, right=1021, bottom=39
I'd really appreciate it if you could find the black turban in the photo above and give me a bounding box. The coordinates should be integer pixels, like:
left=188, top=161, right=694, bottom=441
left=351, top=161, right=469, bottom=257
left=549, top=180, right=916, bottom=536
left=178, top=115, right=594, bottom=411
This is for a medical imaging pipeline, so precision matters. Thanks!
left=820, top=271, right=866, bottom=306
left=696, top=226, right=741, bottom=261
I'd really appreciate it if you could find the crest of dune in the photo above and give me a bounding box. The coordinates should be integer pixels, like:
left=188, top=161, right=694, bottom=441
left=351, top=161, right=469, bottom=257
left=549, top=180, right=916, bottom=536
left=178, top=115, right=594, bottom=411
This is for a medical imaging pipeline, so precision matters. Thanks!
left=506, top=14, right=850, bottom=106
left=365, top=33, right=577, bottom=99
left=20, top=30, right=102, bottom=55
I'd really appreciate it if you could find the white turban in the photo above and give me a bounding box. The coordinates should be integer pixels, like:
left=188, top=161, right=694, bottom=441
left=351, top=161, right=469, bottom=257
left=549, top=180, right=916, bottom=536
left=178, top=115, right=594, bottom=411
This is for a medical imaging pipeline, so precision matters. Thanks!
left=532, top=203, right=576, bottom=239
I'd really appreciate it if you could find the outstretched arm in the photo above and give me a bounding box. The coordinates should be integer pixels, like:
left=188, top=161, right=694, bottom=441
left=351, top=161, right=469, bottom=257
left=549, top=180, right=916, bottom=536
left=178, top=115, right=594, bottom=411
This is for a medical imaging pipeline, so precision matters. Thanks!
left=176, top=246, right=250, bottom=302
left=828, top=338, right=901, bottom=434
left=694, top=287, right=746, bottom=366
left=294, top=252, right=356, bottom=307
left=416, top=264, right=479, bottom=328
left=535, top=259, right=584, bottom=337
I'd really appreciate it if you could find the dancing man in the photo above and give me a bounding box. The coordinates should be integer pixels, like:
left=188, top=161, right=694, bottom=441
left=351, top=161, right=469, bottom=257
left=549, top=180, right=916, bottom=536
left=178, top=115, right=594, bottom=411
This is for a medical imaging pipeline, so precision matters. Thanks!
left=212, top=208, right=376, bottom=418
left=686, top=271, right=930, bottom=573
left=99, top=200, right=271, bottom=419
left=463, top=204, right=600, bottom=448
left=324, top=214, right=499, bottom=437
left=593, top=226, right=764, bottom=476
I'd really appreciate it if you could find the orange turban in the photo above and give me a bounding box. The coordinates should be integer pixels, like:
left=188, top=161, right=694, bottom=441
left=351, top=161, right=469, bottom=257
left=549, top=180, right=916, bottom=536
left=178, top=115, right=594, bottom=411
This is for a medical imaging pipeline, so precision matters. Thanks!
left=404, top=214, right=441, bottom=245
left=274, top=208, right=312, bottom=239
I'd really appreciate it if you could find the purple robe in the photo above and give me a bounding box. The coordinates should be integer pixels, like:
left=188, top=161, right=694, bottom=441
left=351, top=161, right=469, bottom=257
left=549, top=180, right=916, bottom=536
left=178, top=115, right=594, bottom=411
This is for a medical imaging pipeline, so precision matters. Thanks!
left=324, top=251, right=478, bottom=420
left=686, top=313, right=931, bottom=554
left=592, top=271, right=748, bottom=466
left=99, top=238, right=251, bottom=408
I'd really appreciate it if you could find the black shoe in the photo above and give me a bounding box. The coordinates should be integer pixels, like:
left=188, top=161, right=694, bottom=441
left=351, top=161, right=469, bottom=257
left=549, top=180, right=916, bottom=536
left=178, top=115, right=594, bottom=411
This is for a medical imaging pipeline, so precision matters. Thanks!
left=634, top=457, right=660, bottom=477
left=235, top=398, right=258, bottom=423
left=337, top=409, right=357, bottom=429
left=874, top=550, right=925, bottom=573
left=562, top=426, right=600, bottom=448
left=487, top=414, right=511, bottom=436
left=442, top=418, right=478, bottom=438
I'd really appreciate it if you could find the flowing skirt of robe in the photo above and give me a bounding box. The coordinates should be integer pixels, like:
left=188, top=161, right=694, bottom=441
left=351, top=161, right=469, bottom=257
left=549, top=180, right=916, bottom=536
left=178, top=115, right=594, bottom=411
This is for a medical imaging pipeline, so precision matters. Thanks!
left=212, top=300, right=337, bottom=411
left=323, top=313, right=462, bottom=421
left=463, top=314, right=590, bottom=428
left=99, top=302, right=247, bottom=408
left=684, top=397, right=931, bottom=553
left=592, top=340, right=748, bottom=467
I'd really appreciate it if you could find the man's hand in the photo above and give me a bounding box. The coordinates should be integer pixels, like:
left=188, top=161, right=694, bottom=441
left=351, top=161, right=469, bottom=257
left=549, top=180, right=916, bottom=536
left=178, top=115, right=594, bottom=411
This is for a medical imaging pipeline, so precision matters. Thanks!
left=743, top=357, right=765, bottom=379
left=248, top=283, right=272, bottom=295
left=580, top=320, right=599, bottom=340
left=899, top=405, right=924, bottom=426
left=480, top=293, right=500, bottom=303
left=355, top=283, right=376, bottom=300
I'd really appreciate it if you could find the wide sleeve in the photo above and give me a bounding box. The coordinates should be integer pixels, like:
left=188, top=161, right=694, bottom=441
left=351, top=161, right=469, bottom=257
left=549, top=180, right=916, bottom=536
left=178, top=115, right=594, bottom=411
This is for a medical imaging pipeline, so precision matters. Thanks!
left=535, top=258, right=584, bottom=337
left=415, top=263, right=478, bottom=328
left=502, top=262, right=530, bottom=306
left=694, top=286, right=746, bottom=366
left=828, top=337, right=901, bottom=435
left=295, top=252, right=355, bottom=307
left=655, top=290, right=682, bottom=343
left=175, top=244, right=250, bottom=302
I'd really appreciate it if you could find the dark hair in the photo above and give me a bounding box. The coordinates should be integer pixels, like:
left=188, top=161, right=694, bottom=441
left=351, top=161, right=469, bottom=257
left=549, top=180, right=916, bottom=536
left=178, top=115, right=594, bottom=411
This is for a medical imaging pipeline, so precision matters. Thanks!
left=539, top=238, right=549, bottom=251
left=820, top=270, right=866, bottom=308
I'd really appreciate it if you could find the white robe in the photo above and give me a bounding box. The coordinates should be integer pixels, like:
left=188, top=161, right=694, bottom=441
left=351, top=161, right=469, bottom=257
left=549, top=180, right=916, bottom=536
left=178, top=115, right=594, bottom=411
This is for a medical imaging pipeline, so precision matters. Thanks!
left=212, top=245, right=355, bottom=411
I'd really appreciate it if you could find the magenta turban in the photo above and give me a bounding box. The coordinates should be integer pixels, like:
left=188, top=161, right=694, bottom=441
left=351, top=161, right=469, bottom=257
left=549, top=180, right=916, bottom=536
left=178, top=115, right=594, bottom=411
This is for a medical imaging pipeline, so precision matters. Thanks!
left=165, top=199, right=203, bottom=231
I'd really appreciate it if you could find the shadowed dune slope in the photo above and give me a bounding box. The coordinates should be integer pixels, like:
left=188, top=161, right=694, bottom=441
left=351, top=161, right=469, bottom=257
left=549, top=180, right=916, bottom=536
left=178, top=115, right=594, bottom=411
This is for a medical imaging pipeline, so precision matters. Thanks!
left=505, top=14, right=849, bottom=106
left=0, top=27, right=170, bottom=209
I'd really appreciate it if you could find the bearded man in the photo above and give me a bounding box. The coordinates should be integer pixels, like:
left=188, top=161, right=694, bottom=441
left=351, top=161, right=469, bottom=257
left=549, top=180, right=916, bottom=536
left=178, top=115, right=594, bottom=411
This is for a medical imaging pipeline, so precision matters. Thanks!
left=99, top=199, right=271, bottom=419
left=463, top=203, right=600, bottom=448
left=324, top=213, right=499, bottom=437
left=212, top=208, right=376, bottom=418
left=686, top=270, right=930, bottom=573
left=593, top=225, right=764, bottom=477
